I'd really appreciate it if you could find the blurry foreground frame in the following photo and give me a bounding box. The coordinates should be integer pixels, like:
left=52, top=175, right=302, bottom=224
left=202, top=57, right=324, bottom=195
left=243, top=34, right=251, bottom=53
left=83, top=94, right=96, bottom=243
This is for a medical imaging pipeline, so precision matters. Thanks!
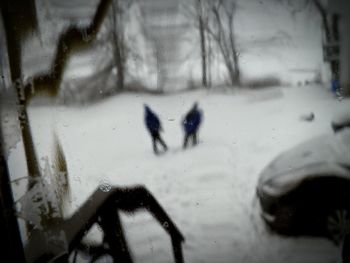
left=24, top=186, right=185, bottom=263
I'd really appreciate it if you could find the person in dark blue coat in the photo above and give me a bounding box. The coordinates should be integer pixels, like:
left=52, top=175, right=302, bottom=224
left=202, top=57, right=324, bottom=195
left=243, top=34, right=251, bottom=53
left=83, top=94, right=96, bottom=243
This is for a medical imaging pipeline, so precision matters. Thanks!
left=182, top=102, right=202, bottom=149
left=144, top=104, right=167, bottom=154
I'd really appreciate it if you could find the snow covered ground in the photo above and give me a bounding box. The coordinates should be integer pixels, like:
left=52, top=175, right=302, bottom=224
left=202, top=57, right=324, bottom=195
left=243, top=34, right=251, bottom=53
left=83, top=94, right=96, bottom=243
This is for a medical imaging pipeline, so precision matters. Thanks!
left=10, top=85, right=350, bottom=262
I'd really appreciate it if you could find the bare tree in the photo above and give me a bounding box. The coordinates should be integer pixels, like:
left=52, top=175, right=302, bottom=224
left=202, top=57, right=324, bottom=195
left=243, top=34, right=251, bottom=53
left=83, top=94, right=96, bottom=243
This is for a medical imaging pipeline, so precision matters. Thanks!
left=182, top=0, right=213, bottom=88
left=205, top=0, right=241, bottom=86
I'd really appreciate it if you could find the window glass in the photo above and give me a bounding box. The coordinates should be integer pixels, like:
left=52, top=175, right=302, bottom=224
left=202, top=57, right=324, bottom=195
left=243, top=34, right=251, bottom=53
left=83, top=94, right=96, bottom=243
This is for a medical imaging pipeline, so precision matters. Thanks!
left=1, top=0, right=350, bottom=262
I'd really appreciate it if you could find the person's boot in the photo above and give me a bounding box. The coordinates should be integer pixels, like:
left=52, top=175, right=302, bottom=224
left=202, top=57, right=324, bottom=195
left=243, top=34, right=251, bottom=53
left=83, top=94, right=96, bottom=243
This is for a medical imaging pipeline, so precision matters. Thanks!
left=183, top=135, right=189, bottom=149
left=153, top=139, right=158, bottom=155
left=193, top=134, right=198, bottom=146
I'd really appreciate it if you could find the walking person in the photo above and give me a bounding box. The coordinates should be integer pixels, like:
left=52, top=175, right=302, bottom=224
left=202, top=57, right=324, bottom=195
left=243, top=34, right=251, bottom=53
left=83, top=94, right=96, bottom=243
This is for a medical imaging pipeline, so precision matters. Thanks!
left=144, top=104, right=167, bottom=154
left=182, top=102, right=202, bottom=149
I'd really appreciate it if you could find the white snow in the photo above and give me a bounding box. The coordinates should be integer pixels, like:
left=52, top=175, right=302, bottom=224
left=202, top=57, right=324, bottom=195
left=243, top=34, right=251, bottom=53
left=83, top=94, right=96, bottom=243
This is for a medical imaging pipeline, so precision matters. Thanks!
left=258, top=128, right=350, bottom=197
left=9, top=85, right=350, bottom=263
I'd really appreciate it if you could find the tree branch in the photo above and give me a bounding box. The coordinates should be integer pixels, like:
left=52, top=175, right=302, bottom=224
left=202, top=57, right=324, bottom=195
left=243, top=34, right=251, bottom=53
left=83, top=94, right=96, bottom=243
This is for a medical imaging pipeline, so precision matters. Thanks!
left=227, top=1, right=240, bottom=84
left=24, top=0, right=113, bottom=103
left=311, top=0, right=331, bottom=42
left=212, top=3, right=231, bottom=62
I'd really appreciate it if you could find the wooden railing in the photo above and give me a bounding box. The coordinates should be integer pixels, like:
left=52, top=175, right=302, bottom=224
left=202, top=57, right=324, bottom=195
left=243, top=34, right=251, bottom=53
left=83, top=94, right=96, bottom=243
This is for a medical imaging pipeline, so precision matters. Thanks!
left=24, top=186, right=185, bottom=263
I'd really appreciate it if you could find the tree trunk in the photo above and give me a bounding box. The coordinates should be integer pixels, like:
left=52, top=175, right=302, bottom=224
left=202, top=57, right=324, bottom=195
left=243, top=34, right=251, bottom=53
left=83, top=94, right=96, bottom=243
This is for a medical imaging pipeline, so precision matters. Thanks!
left=111, top=0, right=125, bottom=90
left=207, top=30, right=212, bottom=87
left=225, top=2, right=240, bottom=86
left=312, top=0, right=331, bottom=42
left=226, top=60, right=237, bottom=86
left=228, top=17, right=240, bottom=85
left=218, top=40, right=236, bottom=85
left=1, top=0, right=41, bottom=189
left=313, top=0, right=340, bottom=89
left=197, top=0, right=207, bottom=88
left=211, top=4, right=239, bottom=86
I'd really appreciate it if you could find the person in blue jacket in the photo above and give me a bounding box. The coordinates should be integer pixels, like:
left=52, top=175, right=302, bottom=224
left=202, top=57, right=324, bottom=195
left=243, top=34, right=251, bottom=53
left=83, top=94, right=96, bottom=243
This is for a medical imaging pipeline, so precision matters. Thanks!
left=144, top=104, right=167, bottom=154
left=182, top=102, right=202, bottom=149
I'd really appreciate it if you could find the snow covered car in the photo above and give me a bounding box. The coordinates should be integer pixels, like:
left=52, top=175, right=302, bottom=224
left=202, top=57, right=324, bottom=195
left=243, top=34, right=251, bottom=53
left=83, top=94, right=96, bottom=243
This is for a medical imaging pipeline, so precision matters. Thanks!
left=331, top=110, right=350, bottom=132
left=256, top=128, right=350, bottom=243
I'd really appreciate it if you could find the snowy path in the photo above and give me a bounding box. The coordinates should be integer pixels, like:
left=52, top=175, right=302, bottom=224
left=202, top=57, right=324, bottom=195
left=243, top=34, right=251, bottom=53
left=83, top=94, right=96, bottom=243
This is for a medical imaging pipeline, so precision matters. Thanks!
left=22, top=86, right=350, bottom=262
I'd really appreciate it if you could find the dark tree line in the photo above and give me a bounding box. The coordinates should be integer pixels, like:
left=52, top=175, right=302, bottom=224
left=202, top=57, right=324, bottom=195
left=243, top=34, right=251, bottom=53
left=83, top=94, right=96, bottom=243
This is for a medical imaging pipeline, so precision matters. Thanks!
left=187, top=0, right=343, bottom=91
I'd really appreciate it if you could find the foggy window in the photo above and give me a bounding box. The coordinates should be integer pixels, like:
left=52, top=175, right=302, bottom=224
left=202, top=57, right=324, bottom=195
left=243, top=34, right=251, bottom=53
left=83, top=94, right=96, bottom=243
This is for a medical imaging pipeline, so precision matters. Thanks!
left=1, top=0, right=350, bottom=263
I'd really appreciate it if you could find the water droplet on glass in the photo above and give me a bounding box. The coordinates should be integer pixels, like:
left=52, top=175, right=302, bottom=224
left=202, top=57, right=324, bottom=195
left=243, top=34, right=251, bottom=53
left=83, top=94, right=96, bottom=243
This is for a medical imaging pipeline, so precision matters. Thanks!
left=62, top=43, right=68, bottom=53
left=15, top=202, right=22, bottom=212
left=336, top=89, right=344, bottom=101
left=99, top=179, right=111, bottom=192
left=81, top=28, right=92, bottom=42
left=74, top=176, right=81, bottom=183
